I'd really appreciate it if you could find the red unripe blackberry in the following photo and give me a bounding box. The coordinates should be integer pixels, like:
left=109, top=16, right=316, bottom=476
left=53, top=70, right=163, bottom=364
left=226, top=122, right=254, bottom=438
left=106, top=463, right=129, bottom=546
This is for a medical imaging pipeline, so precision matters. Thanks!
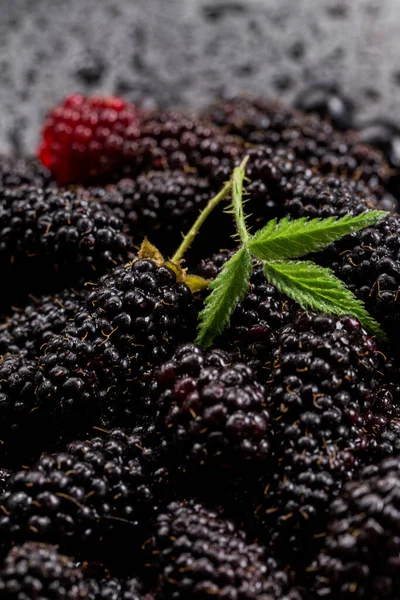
left=152, top=344, right=270, bottom=481
left=311, top=455, right=400, bottom=599
left=0, top=288, right=86, bottom=359
left=0, top=542, right=87, bottom=599
left=146, top=499, right=302, bottom=600
left=252, top=312, right=380, bottom=567
left=0, top=428, right=170, bottom=566
left=38, top=94, right=139, bottom=185
left=207, top=96, right=389, bottom=187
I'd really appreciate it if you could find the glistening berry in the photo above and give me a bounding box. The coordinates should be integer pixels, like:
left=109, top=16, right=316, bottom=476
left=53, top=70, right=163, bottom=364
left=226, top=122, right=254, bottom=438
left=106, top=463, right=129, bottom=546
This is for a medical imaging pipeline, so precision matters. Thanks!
left=38, top=94, right=139, bottom=185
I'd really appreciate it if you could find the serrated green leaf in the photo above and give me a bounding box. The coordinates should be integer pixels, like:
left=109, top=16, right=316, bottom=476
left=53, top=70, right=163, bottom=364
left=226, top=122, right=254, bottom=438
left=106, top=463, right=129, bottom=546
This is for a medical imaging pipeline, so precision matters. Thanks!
left=196, top=247, right=252, bottom=348
left=249, top=211, right=387, bottom=261
left=263, top=260, right=386, bottom=340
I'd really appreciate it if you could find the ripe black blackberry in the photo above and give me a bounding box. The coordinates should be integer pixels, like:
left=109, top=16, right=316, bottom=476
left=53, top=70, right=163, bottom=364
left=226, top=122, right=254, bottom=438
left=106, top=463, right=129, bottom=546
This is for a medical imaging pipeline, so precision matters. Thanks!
left=0, top=353, right=40, bottom=465
left=0, top=287, right=86, bottom=359
left=136, top=108, right=244, bottom=178
left=252, top=312, right=380, bottom=567
left=0, top=155, right=52, bottom=190
left=146, top=499, right=301, bottom=600
left=198, top=251, right=295, bottom=378
left=311, top=455, right=400, bottom=599
left=317, top=213, right=400, bottom=339
left=207, top=95, right=389, bottom=188
left=0, top=186, right=131, bottom=304
left=0, top=541, right=87, bottom=599
left=152, top=344, right=270, bottom=486
left=0, top=469, right=10, bottom=496
left=0, top=428, right=171, bottom=567
left=88, top=169, right=229, bottom=257
left=35, top=258, right=196, bottom=439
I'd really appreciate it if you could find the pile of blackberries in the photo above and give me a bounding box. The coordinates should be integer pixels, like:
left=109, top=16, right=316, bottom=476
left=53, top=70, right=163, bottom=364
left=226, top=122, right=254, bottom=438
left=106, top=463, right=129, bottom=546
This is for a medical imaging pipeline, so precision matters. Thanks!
left=0, top=92, right=399, bottom=599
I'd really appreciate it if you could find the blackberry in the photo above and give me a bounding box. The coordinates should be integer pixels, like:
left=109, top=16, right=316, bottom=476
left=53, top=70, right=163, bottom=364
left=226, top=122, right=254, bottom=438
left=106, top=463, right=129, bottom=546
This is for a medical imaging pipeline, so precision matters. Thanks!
left=207, top=96, right=389, bottom=187
left=317, top=214, right=400, bottom=338
left=0, top=469, right=11, bottom=496
left=252, top=312, right=380, bottom=566
left=0, top=288, right=86, bottom=359
left=0, top=428, right=170, bottom=565
left=0, top=353, right=40, bottom=465
left=88, top=169, right=226, bottom=257
left=198, top=251, right=295, bottom=377
left=212, top=147, right=386, bottom=232
left=136, top=108, right=244, bottom=178
left=146, top=499, right=301, bottom=600
left=0, top=541, right=87, bottom=599
left=35, top=259, right=196, bottom=438
left=311, top=456, right=400, bottom=599
left=0, top=186, right=131, bottom=304
left=152, top=344, right=270, bottom=484
left=0, top=155, right=52, bottom=190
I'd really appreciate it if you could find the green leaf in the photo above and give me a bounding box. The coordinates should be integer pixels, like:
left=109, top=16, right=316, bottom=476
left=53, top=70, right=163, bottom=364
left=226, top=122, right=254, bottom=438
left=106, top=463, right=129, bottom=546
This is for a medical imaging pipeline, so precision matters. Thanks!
left=249, top=211, right=387, bottom=261
left=196, top=247, right=252, bottom=348
left=229, top=155, right=250, bottom=245
left=263, top=260, right=386, bottom=340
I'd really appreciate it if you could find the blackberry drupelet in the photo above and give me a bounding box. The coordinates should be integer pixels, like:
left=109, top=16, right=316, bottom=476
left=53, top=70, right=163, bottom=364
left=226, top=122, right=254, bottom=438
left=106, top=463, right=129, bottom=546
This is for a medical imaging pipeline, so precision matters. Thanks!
left=0, top=428, right=170, bottom=566
left=88, top=169, right=225, bottom=257
left=0, top=288, right=86, bottom=359
left=0, top=155, right=52, bottom=190
left=253, top=312, right=380, bottom=567
left=0, top=186, right=131, bottom=304
left=153, top=344, right=270, bottom=481
left=311, top=455, right=400, bottom=599
left=317, top=213, right=400, bottom=338
left=146, top=499, right=301, bottom=600
left=207, top=95, right=389, bottom=187
left=35, top=258, right=196, bottom=437
left=0, top=541, right=87, bottom=599
left=198, top=251, right=295, bottom=377
left=86, top=576, right=149, bottom=600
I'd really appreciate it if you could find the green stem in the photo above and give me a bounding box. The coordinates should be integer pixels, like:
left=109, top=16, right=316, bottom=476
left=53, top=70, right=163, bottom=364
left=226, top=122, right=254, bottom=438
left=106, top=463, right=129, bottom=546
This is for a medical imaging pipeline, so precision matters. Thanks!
left=231, top=156, right=250, bottom=246
left=171, top=178, right=233, bottom=263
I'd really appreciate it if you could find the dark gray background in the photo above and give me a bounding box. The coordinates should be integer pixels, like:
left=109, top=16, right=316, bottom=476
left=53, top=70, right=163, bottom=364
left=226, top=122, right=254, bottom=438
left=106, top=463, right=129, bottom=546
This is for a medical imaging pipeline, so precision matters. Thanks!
left=0, top=0, right=398, bottom=154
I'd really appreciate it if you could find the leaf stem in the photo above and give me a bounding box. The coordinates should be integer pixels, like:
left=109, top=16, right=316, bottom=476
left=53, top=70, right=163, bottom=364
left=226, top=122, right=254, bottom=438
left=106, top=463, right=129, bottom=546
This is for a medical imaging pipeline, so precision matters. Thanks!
left=171, top=178, right=233, bottom=263
left=231, top=155, right=250, bottom=246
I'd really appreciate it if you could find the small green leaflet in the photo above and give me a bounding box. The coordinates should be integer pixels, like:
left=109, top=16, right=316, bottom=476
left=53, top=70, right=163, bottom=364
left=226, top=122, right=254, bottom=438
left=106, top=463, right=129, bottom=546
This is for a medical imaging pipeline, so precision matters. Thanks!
left=249, top=211, right=387, bottom=261
left=263, top=260, right=386, bottom=340
left=196, top=247, right=252, bottom=348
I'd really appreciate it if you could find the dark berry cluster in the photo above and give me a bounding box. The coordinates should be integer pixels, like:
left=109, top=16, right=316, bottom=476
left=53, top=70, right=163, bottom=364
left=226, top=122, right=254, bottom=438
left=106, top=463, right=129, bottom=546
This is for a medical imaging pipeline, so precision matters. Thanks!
left=0, top=155, right=52, bottom=190
left=0, top=428, right=170, bottom=564
left=0, top=542, right=87, bottom=599
left=88, top=169, right=222, bottom=257
left=252, top=312, right=380, bottom=566
left=0, top=186, right=131, bottom=304
left=153, top=344, right=270, bottom=479
left=317, top=214, right=400, bottom=339
left=0, top=288, right=86, bottom=359
left=311, top=456, right=400, bottom=599
left=207, top=95, right=388, bottom=188
left=146, top=500, right=301, bottom=600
